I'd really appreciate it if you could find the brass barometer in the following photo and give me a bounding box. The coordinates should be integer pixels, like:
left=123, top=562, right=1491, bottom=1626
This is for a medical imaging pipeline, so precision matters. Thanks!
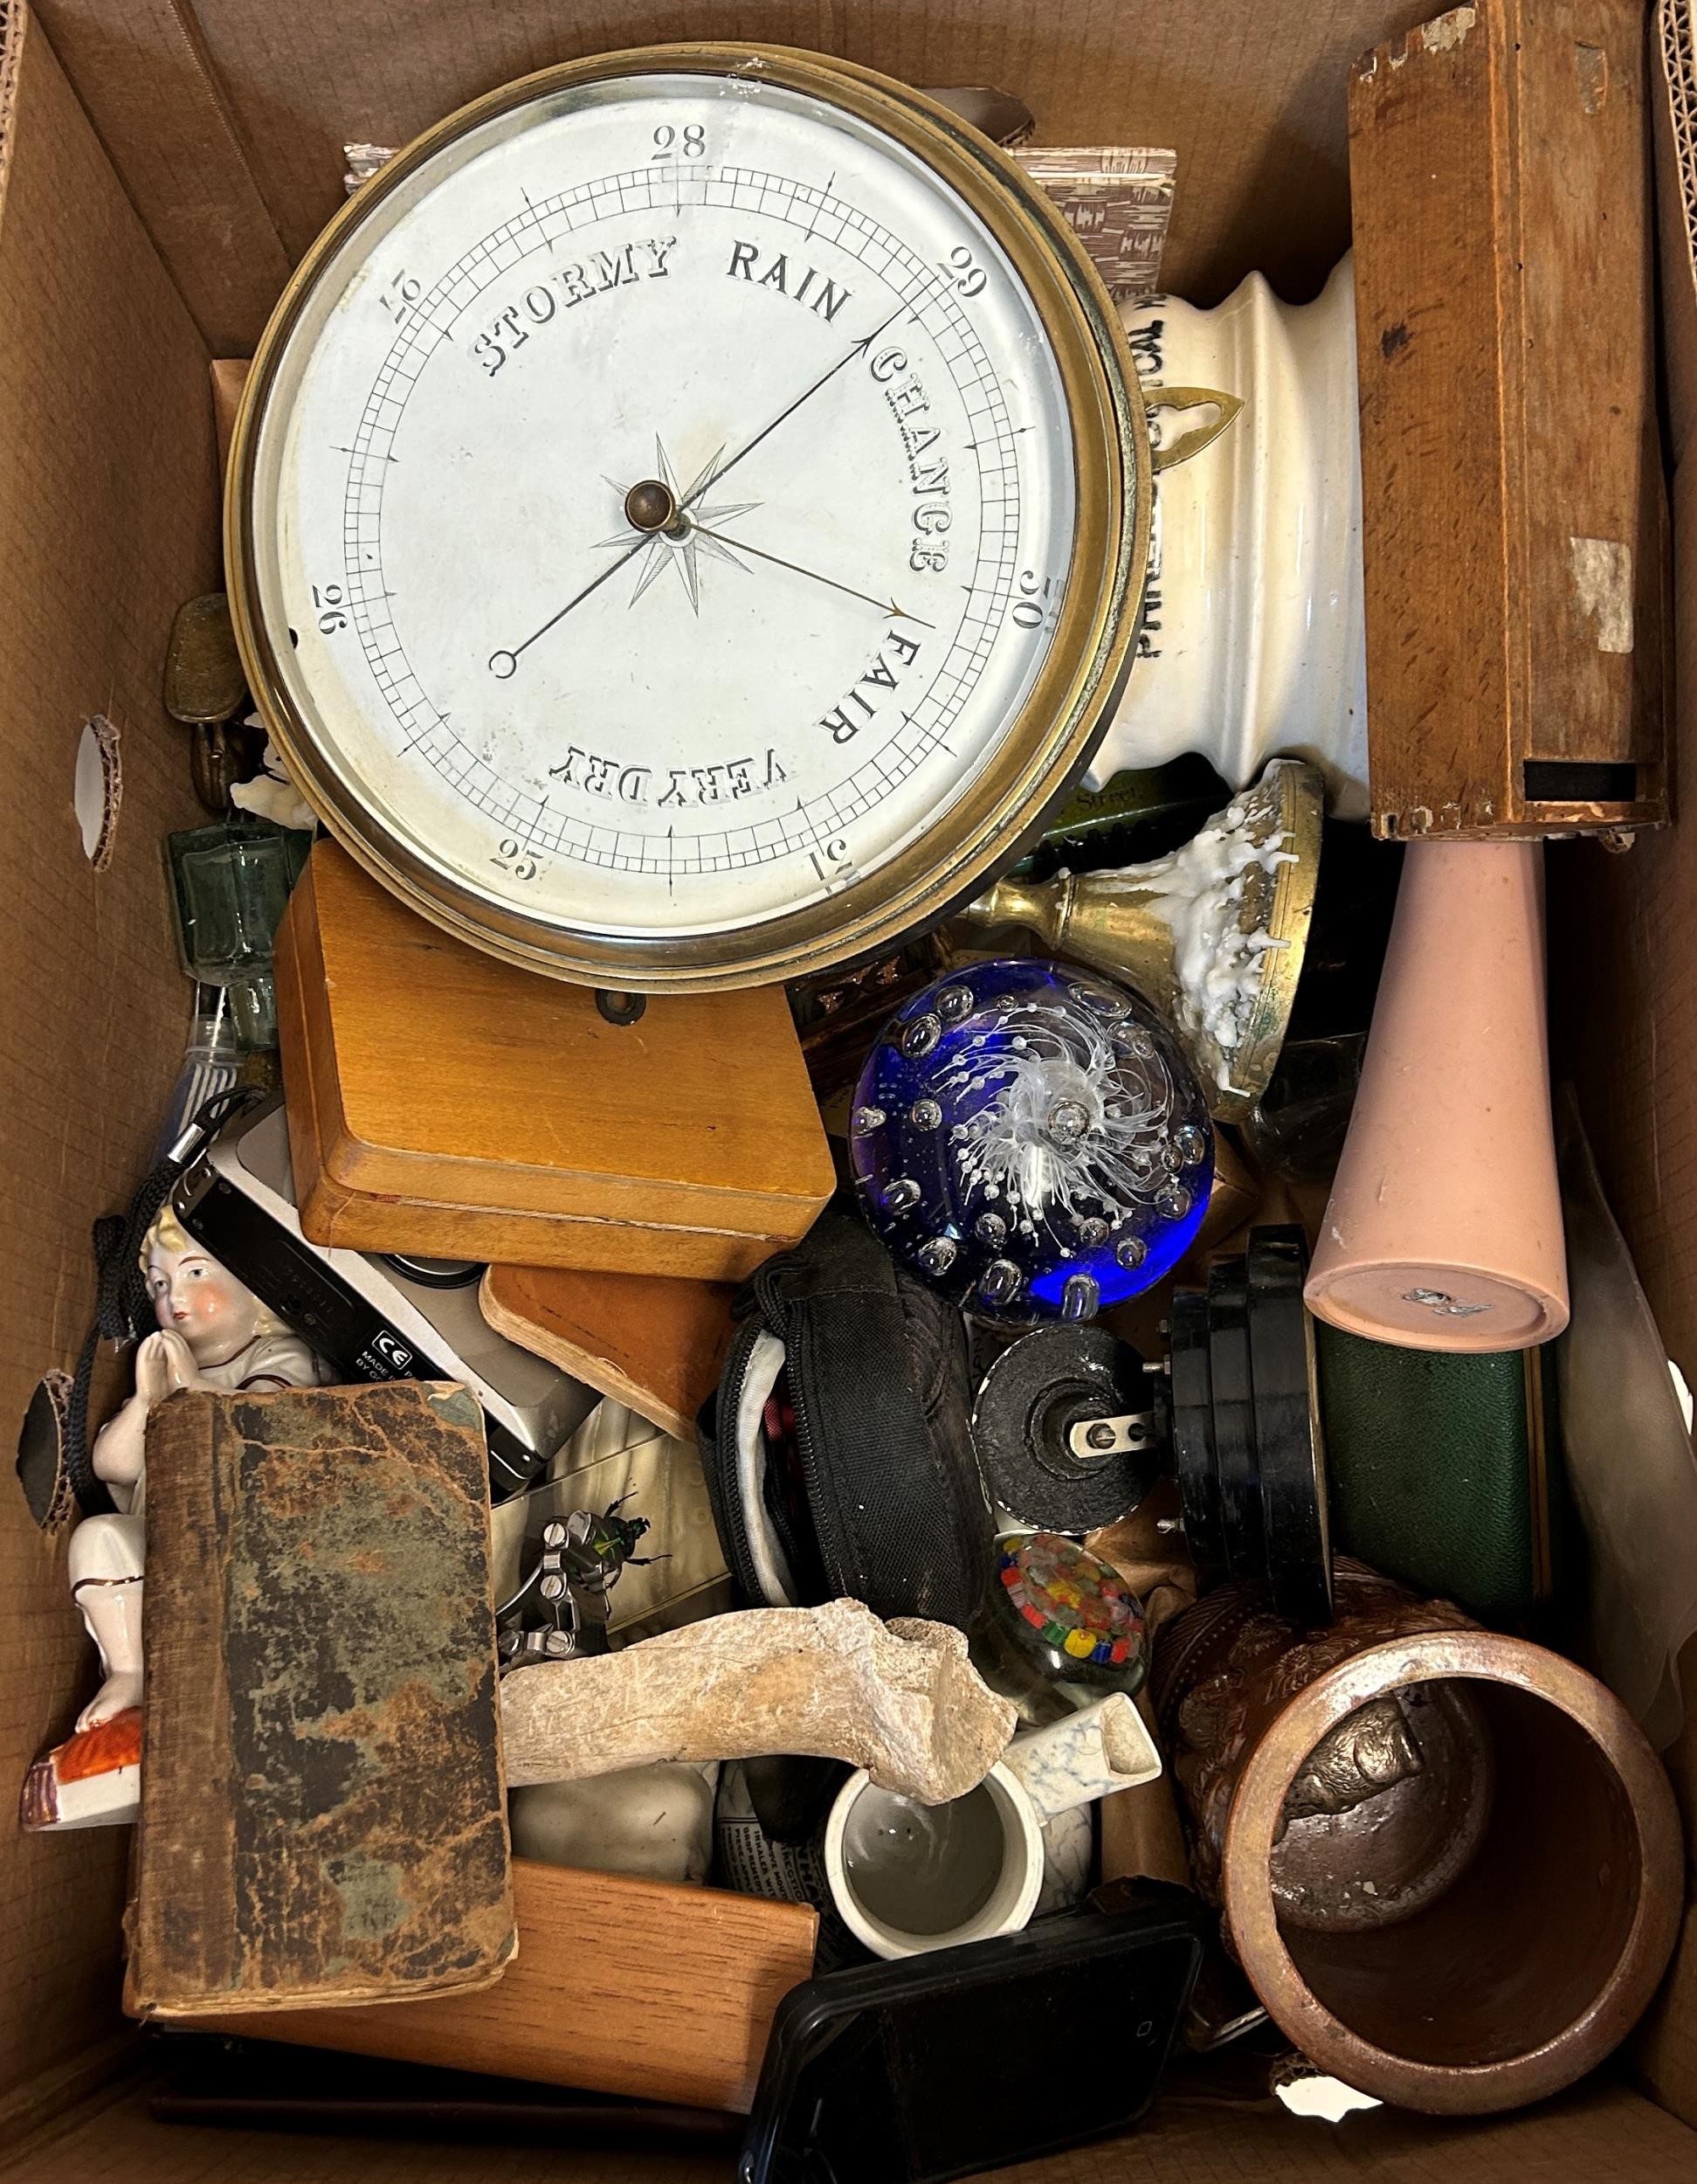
left=230, top=46, right=1152, bottom=990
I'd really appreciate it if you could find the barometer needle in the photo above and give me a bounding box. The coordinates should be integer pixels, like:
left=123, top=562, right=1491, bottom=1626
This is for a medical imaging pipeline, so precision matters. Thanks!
left=693, top=523, right=934, bottom=626
left=682, top=305, right=907, bottom=505
left=489, top=537, right=651, bottom=676
left=490, top=304, right=908, bottom=675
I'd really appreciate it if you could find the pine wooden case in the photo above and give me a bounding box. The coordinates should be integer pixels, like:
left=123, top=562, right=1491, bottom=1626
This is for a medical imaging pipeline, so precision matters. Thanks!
left=1349, top=0, right=1669, bottom=840
left=274, top=840, right=837, bottom=1280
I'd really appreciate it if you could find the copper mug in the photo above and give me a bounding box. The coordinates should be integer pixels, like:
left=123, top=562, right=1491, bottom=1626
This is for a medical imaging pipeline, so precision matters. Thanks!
left=1152, top=1565, right=1682, bottom=2113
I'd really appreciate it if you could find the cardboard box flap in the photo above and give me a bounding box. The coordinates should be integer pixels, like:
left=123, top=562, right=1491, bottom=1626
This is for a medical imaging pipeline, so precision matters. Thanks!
left=30, top=0, right=291, bottom=352
left=0, top=0, right=217, bottom=2137
left=6, top=2071, right=1697, bottom=2182
left=43, top=1, right=1443, bottom=354
left=0, top=0, right=1692, bottom=2166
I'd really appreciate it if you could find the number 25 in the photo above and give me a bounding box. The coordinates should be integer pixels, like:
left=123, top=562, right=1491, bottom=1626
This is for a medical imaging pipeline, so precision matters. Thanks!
left=493, top=836, right=539, bottom=881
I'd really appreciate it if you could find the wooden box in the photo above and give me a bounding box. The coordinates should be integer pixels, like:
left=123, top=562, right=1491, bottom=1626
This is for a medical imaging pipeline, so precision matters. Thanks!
left=1349, top=0, right=1669, bottom=840
left=193, top=1859, right=819, bottom=2117
left=274, top=840, right=836, bottom=1281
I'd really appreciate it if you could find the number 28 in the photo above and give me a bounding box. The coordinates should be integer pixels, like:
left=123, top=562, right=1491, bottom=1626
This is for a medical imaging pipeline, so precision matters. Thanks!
left=652, top=123, right=706, bottom=160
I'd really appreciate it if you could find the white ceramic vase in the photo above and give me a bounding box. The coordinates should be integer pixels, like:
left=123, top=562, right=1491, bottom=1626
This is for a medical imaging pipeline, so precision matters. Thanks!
left=1091, top=252, right=1368, bottom=819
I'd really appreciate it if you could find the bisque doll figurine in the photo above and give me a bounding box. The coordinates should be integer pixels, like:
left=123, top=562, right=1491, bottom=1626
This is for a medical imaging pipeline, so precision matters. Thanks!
left=22, top=1209, right=326, bottom=1828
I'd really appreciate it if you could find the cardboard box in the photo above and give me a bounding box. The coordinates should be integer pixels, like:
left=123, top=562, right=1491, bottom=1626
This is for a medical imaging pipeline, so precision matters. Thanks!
left=3, top=0, right=1697, bottom=2175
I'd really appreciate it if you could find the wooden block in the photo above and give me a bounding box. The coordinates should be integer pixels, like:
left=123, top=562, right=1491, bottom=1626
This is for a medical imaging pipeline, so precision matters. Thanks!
left=129, top=1383, right=513, bottom=2020
left=481, top=1263, right=735, bottom=1442
left=1349, top=1, right=1669, bottom=839
left=275, top=840, right=835, bottom=1281
left=210, top=357, right=251, bottom=478
left=193, top=1859, right=819, bottom=2115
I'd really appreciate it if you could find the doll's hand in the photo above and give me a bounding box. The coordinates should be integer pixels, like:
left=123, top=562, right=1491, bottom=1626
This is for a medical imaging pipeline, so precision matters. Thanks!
left=152, top=1328, right=203, bottom=1393
left=133, top=1332, right=176, bottom=1407
left=135, top=1329, right=201, bottom=1406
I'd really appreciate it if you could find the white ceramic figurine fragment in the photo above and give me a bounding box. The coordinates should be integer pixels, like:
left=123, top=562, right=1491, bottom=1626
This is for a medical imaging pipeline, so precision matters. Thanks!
left=1093, top=252, right=1368, bottom=817
left=69, top=1207, right=327, bottom=1731
left=510, top=1762, right=721, bottom=1886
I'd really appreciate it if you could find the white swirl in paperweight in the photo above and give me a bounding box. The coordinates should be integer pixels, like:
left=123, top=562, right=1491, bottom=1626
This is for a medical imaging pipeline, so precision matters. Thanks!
left=850, top=959, right=1213, bottom=1322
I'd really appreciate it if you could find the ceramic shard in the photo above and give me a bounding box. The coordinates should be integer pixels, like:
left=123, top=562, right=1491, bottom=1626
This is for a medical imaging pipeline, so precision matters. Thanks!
left=500, top=1597, right=1018, bottom=1805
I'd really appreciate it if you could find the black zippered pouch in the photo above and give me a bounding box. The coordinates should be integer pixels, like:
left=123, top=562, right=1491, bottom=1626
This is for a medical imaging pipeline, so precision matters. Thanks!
left=699, top=1211, right=992, bottom=1631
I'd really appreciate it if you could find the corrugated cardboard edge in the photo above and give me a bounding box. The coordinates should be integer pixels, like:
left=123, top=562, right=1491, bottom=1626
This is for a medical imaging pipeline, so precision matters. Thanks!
left=1564, top=0, right=1697, bottom=2135
left=0, top=7, right=18, bottom=220
left=0, top=0, right=224, bottom=2133
left=1661, top=0, right=1697, bottom=464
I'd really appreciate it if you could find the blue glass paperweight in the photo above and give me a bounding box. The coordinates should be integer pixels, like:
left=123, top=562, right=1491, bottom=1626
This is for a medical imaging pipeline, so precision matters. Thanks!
left=849, top=959, right=1214, bottom=1323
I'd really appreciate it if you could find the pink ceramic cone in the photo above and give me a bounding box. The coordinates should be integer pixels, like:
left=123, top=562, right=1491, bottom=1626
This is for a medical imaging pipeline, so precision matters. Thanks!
left=1304, top=840, right=1568, bottom=1351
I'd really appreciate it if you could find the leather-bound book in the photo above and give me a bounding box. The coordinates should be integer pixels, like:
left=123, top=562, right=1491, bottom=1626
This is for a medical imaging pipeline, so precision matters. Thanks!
left=128, top=1380, right=514, bottom=2019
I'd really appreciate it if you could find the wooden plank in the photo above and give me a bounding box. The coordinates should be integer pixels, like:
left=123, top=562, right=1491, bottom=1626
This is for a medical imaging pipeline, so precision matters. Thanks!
left=1349, top=0, right=1668, bottom=838
left=210, top=356, right=251, bottom=475
left=481, top=1263, right=735, bottom=1442
left=191, top=1858, right=819, bottom=2116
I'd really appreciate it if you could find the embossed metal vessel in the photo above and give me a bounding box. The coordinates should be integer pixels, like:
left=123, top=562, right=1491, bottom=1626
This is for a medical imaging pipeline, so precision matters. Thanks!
left=1152, top=1565, right=1683, bottom=2113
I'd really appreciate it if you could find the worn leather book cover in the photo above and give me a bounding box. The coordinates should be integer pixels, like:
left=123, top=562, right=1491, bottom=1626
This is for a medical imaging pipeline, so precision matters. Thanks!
left=128, top=1380, right=514, bottom=2019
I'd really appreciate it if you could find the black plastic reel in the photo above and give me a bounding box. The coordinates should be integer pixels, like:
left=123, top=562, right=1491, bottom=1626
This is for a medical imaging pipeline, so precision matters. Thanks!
left=1245, top=1228, right=1332, bottom=1625
left=1170, top=1224, right=1333, bottom=1625
left=970, top=1324, right=1166, bottom=1532
left=1204, top=1257, right=1265, bottom=1587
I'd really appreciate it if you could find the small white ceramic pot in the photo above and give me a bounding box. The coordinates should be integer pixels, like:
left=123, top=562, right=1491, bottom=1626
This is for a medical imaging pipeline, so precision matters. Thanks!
left=824, top=1762, right=1045, bottom=1961
left=822, top=1697, right=1165, bottom=1959
left=1092, top=252, right=1368, bottom=819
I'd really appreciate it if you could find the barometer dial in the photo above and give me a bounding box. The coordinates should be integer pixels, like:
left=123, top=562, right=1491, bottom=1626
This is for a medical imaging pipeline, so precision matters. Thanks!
left=231, top=46, right=1149, bottom=989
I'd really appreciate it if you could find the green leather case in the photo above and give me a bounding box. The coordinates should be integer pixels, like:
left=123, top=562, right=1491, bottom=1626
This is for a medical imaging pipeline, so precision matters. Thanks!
left=1314, top=1322, right=1567, bottom=1628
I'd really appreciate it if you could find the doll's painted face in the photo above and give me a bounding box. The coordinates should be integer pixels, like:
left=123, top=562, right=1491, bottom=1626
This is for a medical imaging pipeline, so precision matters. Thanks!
left=146, top=1241, right=266, bottom=1368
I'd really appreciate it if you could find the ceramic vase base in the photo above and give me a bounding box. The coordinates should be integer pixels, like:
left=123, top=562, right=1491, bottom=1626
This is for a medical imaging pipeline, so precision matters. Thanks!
left=1304, top=1258, right=1568, bottom=1353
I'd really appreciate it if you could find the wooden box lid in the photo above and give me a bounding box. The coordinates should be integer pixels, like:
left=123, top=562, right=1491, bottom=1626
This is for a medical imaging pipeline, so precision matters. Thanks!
left=275, top=840, right=834, bottom=1280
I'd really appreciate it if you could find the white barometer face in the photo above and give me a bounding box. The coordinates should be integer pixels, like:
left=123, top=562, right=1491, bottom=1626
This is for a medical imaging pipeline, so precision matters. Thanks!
left=233, top=46, right=1148, bottom=988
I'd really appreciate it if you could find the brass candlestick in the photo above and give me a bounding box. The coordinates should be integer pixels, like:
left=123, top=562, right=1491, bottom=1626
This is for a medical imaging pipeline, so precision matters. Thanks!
left=956, top=758, right=1323, bottom=1123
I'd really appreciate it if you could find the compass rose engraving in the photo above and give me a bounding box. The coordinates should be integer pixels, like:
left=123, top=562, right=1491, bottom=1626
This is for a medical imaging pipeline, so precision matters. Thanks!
left=599, top=439, right=758, bottom=614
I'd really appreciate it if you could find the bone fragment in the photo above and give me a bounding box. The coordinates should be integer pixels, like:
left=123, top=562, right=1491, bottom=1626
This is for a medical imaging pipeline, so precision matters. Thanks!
left=500, top=1598, right=1018, bottom=1805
